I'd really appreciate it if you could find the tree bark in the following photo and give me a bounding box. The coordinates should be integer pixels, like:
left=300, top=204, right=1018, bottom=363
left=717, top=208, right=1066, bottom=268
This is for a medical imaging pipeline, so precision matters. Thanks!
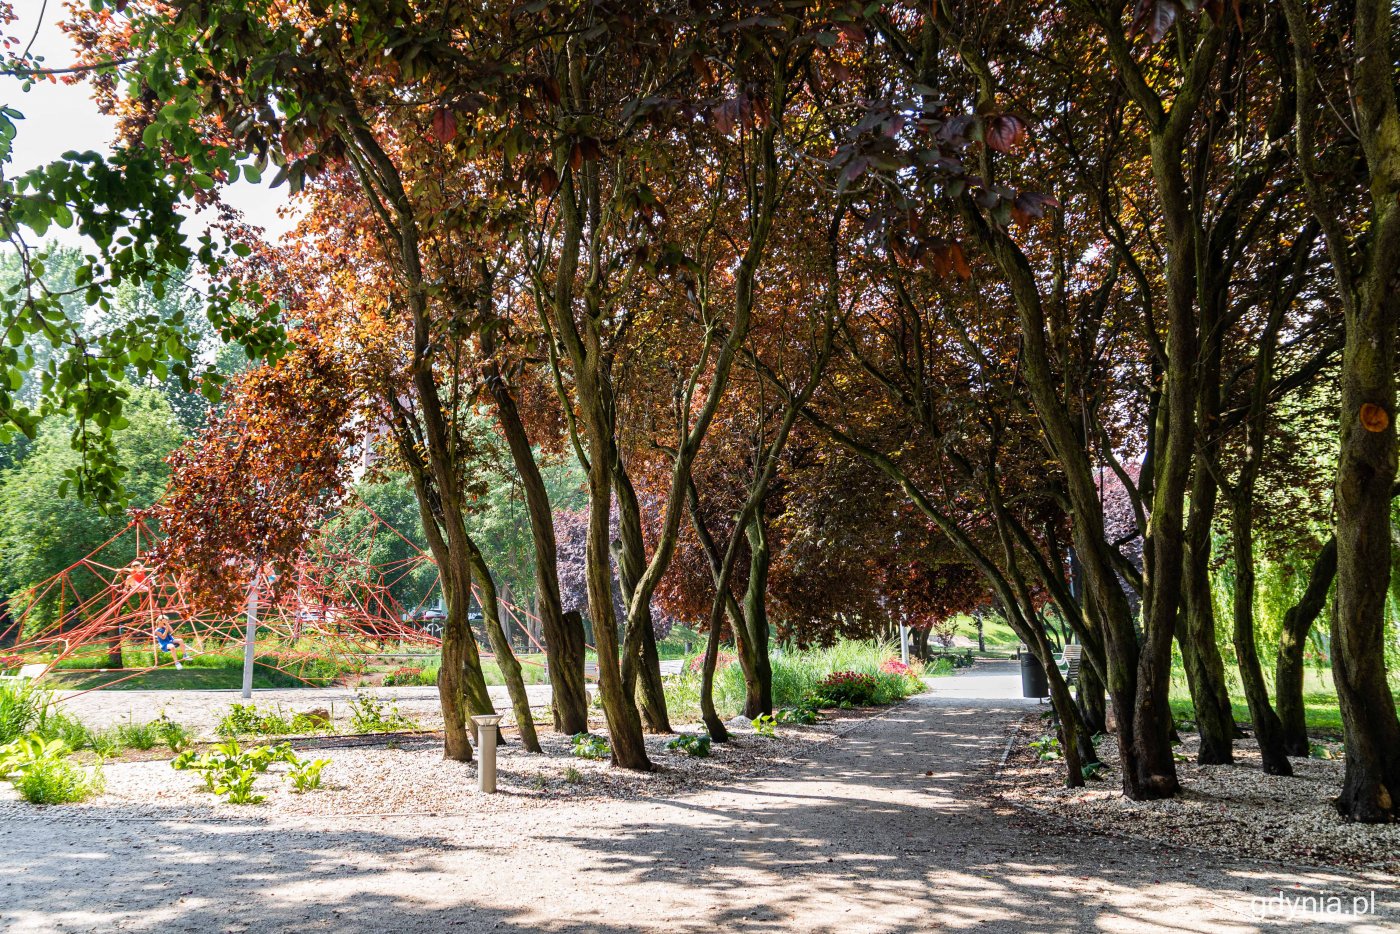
left=1180, top=442, right=1238, bottom=765
left=1277, top=538, right=1335, bottom=756
left=480, top=336, right=589, bottom=735
left=467, top=541, right=541, bottom=753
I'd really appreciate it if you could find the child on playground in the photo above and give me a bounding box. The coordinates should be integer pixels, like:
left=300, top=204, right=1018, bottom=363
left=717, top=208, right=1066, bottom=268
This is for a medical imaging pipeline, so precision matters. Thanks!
left=153, top=619, right=191, bottom=670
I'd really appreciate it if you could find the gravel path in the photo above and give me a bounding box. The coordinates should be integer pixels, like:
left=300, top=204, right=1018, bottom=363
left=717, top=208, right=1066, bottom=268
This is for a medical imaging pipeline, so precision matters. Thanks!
left=2, top=662, right=1395, bottom=932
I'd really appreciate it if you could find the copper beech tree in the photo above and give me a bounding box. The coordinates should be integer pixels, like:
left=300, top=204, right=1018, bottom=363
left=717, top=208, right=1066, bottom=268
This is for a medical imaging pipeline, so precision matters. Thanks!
left=63, top=0, right=1400, bottom=817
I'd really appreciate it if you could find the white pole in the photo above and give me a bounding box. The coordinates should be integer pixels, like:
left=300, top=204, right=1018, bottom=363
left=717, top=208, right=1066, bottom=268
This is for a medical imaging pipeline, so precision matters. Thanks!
left=900, top=624, right=909, bottom=665
left=242, top=572, right=260, bottom=700
left=471, top=714, right=503, bottom=793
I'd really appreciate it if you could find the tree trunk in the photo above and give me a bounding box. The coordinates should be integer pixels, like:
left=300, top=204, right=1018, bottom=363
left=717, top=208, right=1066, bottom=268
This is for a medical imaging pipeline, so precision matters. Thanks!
left=1277, top=538, right=1336, bottom=755
left=1076, top=658, right=1107, bottom=737
left=468, top=543, right=541, bottom=753
left=1180, top=470, right=1238, bottom=764
left=699, top=604, right=730, bottom=741
left=738, top=517, right=774, bottom=718
left=1230, top=504, right=1292, bottom=775
left=1331, top=298, right=1400, bottom=820
left=613, top=469, right=672, bottom=734
left=483, top=350, right=589, bottom=735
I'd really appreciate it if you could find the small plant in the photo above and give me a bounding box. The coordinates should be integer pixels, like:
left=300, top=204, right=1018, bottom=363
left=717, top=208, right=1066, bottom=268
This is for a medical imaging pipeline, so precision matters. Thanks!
left=1029, top=734, right=1062, bottom=762
left=530, top=773, right=549, bottom=791
left=14, top=756, right=104, bottom=804
left=776, top=702, right=820, bottom=725
left=85, top=729, right=123, bottom=758
left=570, top=732, right=610, bottom=760
left=383, top=666, right=434, bottom=687
left=0, top=679, right=47, bottom=745
left=155, top=717, right=194, bottom=752
left=217, top=703, right=297, bottom=737
left=172, top=739, right=302, bottom=803
left=287, top=757, right=330, bottom=793
left=215, top=765, right=265, bottom=805
left=752, top=713, right=777, bottom=737
left=1081, top=760, right=1108, bottom=780
left=0, top=735, right=70, bottom=776
left=116, top=720, right=159, bottom=751
left=563, top=766, right=583, bottom=784
left=1309, top=743, right=1336, bottom=760
left=0, top=734, right=102, bottom=804
left=666, top=732, right=712, bottom=757
left=349, top=694, right=418, bottom=734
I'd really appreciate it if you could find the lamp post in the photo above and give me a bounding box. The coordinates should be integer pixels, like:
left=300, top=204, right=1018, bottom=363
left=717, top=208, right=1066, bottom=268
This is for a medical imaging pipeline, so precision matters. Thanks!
left=471, top=714, right=504, bottom=793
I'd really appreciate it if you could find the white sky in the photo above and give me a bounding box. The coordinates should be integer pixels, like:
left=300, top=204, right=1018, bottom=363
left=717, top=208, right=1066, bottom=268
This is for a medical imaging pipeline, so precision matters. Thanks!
left=8, top=0, right=296, bottom=243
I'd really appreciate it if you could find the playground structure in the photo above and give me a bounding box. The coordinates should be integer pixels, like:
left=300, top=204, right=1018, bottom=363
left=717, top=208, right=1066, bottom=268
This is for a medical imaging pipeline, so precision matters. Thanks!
left=0, top=500, right=548, bottom=695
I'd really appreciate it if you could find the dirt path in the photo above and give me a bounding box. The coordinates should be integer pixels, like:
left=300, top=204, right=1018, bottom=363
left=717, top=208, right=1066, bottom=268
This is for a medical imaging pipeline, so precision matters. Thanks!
left=3, top=662, right=1395, bottom=932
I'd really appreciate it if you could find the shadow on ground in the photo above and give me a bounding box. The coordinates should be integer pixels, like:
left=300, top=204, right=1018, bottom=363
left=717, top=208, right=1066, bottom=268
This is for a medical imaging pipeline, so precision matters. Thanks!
left=2, top=667, right=1394, bottom=933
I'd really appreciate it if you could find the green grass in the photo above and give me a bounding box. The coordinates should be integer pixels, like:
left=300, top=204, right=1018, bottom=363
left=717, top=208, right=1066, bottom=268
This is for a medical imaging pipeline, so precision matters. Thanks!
left=44, top=668, right=295, bottom=691
left=1166, top=667, right=1398, bottom=738
left=954, top=614, right=1020, bottom=652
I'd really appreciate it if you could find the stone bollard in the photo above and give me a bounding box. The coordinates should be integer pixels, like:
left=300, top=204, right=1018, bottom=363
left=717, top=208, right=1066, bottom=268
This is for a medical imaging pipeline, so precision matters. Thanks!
left=471, top=714, right=504, bottom=793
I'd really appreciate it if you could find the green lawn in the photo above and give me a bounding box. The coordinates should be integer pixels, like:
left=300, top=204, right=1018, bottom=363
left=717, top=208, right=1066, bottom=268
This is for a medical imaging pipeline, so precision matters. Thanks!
left=954, top=614, right=1021, bottom=653
left=1167, top=667, right=1400, bottom=738
left=45, top=667, right=293, bottom=691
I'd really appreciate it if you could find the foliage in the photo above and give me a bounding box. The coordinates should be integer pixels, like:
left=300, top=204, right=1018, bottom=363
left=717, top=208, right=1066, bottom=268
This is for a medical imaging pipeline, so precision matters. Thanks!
left=0, top=388, right=184, bottom=627
left=114, top=720, right=159, bottom=751
left=171, top=739, right=315, bottom=804
left=154, top=717, right=193, bottom=752
left=287, top=756, right=331, bottom=793
left=0, top=678, right=44, bottom=744
left=1029, top=735, right=1062, bottom=763
left=570, top=733, right=610, bottom=761
left=146, top=342, right=360, bottom=614
left=13, top=755, right=104, bottom=804
left=666, top=732, right=712, bottom=758
left=751, top=714, right=777, bottom=737
left=383, top=666, right=432, bottom=687
left=775, top=702, right=821, bottom=725
left=0, top=733, right=103, bottom=804
left=815, top=672, right=882, bottom=708
left=348, top=694, right=417, bottom=734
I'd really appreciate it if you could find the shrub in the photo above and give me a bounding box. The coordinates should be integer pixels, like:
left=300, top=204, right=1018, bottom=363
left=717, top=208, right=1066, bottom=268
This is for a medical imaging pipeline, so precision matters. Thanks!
left=880, top=658, right=913, bottom=676
left=14, top=756, right=103, bottom=804
left=217, top=703, right=292, bottom=737
left=349, top=694, right=417, bottom=733
left=172, top=739, right=307, bottom=804
left=666, top=732, right=711, bottom=757
left=816, top=671, right=880, bottom=707
left=0, top=680, right=46, bottom=745
left=570, top=733, right=610, bottom=760
left=776, top=702, right=820, bottom=725
left=155, top=717, right=194, bottom=752
left=383, top=666, right=429, bottom=687
left=86, top=729, right=123, bottom=758
left=34, top=711, right=90, bottom=750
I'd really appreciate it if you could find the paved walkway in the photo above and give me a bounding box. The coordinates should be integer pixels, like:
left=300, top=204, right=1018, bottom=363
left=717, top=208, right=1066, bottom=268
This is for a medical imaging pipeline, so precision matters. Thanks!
left=4, top=662, right=1395, bottom=932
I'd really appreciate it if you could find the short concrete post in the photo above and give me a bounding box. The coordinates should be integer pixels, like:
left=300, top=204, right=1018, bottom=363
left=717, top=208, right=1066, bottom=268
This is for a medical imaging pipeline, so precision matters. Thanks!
left=471, top=714, right=504, bottom=793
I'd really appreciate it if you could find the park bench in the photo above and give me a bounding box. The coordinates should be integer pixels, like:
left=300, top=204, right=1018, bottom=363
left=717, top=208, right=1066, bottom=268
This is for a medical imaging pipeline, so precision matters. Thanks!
left=1055, top=644, right=1083, bottom=689
left=542, top=661, right=600, bottom=682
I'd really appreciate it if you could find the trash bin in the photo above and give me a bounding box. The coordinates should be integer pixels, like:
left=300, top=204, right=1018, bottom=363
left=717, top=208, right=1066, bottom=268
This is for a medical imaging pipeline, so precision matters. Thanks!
left=1020, top=650, right=1049, bottom=699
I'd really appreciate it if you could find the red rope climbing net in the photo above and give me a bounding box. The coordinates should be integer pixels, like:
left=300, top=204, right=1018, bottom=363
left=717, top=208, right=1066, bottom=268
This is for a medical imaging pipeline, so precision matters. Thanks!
left=0, top=498, right=551, bottom=695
